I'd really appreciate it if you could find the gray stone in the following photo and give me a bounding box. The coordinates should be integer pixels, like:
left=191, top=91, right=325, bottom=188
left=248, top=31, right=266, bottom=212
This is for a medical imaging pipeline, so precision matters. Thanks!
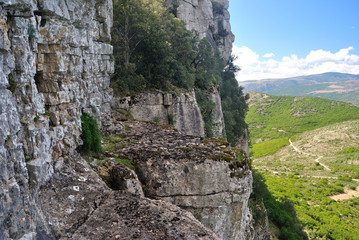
left=114, top=90, right=205, bottom=137
left=209, top=87, right=226, bottom=139
left=114, top=120, right=254, bottom=240
left=167, top=0, right=234, bottom=61
left=0, top=0, right=114, bottom=236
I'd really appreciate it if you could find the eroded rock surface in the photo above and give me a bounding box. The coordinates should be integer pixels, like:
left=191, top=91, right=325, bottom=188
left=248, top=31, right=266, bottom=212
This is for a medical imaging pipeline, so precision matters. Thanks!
left=112, top=120, right=253, bottom=240
left=114, top=90, right=205, bottom=137
left=71, top=191, right=219, bottom=240
left=0, top=0, right=113, bottom=238
left=37, top=154, right=218, bottom=239
left=167, top=0, right=234, bottom=61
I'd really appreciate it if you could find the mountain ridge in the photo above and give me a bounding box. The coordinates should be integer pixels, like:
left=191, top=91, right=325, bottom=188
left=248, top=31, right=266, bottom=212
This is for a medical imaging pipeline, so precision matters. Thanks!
left=240, top=72, right=359, bottom=104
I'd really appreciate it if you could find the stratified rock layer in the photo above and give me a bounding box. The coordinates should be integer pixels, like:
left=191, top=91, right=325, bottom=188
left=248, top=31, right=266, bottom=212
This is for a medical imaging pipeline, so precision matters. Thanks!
left=38, top=154, right=218, bottom=239
left=0, top=0, right=113, bottom=238
left=114, top=120, right=253, bottom=240
left=114, top=91, right=205, bottom=137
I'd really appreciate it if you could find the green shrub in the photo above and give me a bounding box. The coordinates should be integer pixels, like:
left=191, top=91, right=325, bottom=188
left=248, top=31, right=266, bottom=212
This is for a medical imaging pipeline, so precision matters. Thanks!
left=28, top=24, right=36, bottom=40
left=81, top=112, right=102, bottom=153
left=7, top=75, right=17, bottom=94
left=114, top=158, right=135, bottom=170
left=153, top=116, right=160, bottom=123
left=168, top=113, right=174, bottom=125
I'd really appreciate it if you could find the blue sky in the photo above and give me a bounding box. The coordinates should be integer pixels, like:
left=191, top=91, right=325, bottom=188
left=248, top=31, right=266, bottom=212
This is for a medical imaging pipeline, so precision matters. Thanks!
left=228, top=0, right=359, bottom=81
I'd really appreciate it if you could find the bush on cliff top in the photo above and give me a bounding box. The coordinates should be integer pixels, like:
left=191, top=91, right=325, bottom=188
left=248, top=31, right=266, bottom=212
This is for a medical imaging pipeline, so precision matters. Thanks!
left=81, top=113, right=102, bottom=153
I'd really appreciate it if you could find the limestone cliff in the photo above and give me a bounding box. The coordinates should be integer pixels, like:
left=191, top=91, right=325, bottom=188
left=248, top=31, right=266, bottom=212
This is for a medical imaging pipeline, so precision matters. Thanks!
left=109, top=119, right=254, bottom=239
left=0, top=0, right=264, bottom=239
left=166, top=0, right=232, bottom=140
left=167, top=0, right=234, bottom=61
left=113, top=91, right=205, bottom=137
left=0, top=0, right=221, bottom=238
left=1, top=0, right=113, bottom=238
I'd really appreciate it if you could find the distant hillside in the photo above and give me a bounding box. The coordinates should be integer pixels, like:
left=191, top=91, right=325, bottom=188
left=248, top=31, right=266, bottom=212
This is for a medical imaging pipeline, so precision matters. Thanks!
left=253, top=120, right=359, bottom=240
left=240, top=72, right=359, bottom=104
left=246, top=92, right=359, bottom=157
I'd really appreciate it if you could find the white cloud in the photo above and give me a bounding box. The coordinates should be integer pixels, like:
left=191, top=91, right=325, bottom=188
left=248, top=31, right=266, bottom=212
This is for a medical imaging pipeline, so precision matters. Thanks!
left=233, top=45, right=359, bottom=81
left=263, top=53, right=275, bottom=58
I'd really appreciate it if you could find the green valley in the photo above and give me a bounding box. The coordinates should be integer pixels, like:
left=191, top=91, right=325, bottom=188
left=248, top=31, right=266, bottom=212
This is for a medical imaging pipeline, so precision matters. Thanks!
left=246, top=92, right=359, bottom=158
left=247, top=92, right=359, bottom=239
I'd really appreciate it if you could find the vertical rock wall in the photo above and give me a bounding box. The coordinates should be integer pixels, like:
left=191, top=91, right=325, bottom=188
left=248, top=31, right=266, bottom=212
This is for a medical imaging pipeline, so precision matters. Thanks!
left=167, top=0, right=234, bottom=61
left=0, top=0, right=113, bottom=238
left=167, top=0, right=233, bottom=140
left=209, top=87, right=226, bottom=139
left=114, top=91, right=205, bottom=137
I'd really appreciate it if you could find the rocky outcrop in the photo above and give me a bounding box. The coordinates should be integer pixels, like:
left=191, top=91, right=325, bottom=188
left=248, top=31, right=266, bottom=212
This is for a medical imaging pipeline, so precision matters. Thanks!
left=167, top=0, right=234, bottom=61
left=209, top=87, right=226, bottom=139
left=114, top=120, right=254, bottom=240
left=0, top=0, right=260, bottom=239
left=166, top=0, right=232, bottom=140
left=167, top=0, right=234, bottom=62
left=0, top=0, right=113, bottom=238
left=38, top=154, right=218, bottom=239
left=113, top=90, right=205, bottom=137
left=71, top=191, right=219, bottom=240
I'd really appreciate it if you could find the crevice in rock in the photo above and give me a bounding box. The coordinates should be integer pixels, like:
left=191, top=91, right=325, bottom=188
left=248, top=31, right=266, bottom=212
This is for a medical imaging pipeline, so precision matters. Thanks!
left=153, top=190, right=234, bottom=198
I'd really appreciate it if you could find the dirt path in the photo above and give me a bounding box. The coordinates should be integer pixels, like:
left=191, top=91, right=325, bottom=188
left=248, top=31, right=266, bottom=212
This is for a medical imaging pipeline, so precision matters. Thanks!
left=289, top=139, right=331, bottom=171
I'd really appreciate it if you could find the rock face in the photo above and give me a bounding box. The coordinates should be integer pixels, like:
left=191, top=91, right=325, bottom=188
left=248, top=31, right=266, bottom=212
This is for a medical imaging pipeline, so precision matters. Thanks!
left=0, top=0, right=261, bottom=239
left=209, top=87, right=226, bottom=139
left=167, top=0, right=232, bottom=140
left=167, top=0, right=234, bottom=61
left=114, top=90, right=205, bottom=137
left=0, top=0, right=113, bottom=238
left=38, top=154, right=218, bottom=239
left=115, top=120, right=254, bottom=240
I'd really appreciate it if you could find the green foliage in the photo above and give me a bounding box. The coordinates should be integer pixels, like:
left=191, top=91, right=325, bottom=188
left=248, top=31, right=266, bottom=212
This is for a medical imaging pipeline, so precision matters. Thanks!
left=247, top=93, right=359, bottom=156
left=193, top=38, right=225, bottom=137
left=182, top=147, right=193, bottom=152
left=263, top=173, right=359, bottom=240
left=220, top=57, right=249, bottom=146
left=106, top=136, right=124, bottom=143
left=81, top=113, right=102, bottom=153
left=195, top=88, right=215, bottom=137
left=337, top=147, right=359, bottom=154
left=114, top=158, right=135, bottom=170
left=112, top=0, right=249, bottom=143
left=251, top=170, right=308, bottom=240
left=153, top=116, right=160, bottom=123
left=112, top=0, right=198, bottom=94
left=28, top=24, right=36, bottom=40
left=7, top=74, right=17, bottom=94
left=34, top=114, right=40, bottom=123
left=25, top=155, right=33, bottom=162
left=207, top=154, right=233, bottom=162
left=168, top=113, right=174, bottom=125
left=116, top=108, right=131, bottom=116
left=251, top=137, right=289, bottom=158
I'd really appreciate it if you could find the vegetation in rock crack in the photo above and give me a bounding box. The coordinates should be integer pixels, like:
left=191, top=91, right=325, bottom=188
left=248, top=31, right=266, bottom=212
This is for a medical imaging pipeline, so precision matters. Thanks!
left=114, top=158, right=135, bottom=170
left=80, top=113, right=102, bottom=153
left=27, top=24, right=36, bottom=40
left=7, top=74, right=17, bottom=94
